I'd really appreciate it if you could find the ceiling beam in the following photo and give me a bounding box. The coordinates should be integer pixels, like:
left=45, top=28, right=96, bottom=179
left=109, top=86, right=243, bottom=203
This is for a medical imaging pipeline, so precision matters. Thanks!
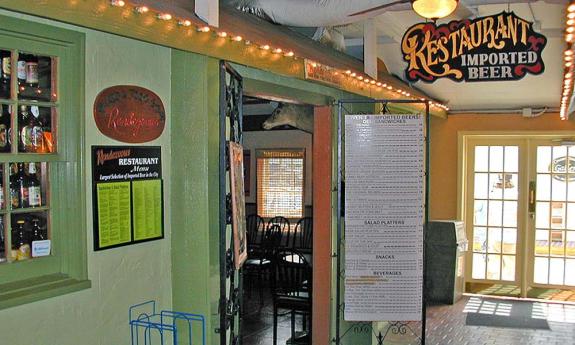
left=195, top=0, right=219, bottom=27
left=364, top=19, right=378, bottom=79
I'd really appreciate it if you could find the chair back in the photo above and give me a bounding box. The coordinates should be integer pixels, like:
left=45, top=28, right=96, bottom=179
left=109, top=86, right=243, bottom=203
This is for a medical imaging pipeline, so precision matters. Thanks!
left=267, top=216, right=290, bottom=248
left=261, top=224, right=282, bottom=256
left=246, top=214, right=265, bottom=247
left=293, top=217, right=313, bottom=252
left=273, top=250, right=312, bottom=297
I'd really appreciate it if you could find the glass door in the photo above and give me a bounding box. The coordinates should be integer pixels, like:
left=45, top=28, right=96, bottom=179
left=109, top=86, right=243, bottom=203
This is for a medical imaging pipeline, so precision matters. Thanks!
left=466, top=140, right=525, bottom=287
left=530, top=142, right=575, bottom=287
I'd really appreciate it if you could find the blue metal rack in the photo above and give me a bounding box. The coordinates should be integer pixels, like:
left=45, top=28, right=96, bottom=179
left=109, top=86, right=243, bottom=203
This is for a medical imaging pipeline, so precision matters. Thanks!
left=129, top=301, right=206, bottom=345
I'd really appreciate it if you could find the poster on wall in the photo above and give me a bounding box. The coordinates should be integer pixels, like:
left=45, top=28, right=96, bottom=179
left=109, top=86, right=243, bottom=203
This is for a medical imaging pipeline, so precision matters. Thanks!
left=92, top=146, right=164, bottom=251
left=401, top=11, right=547, bottom=83
left=230, top=142, right=248, bottom=269
left=344, top=114, right=424, bottom=322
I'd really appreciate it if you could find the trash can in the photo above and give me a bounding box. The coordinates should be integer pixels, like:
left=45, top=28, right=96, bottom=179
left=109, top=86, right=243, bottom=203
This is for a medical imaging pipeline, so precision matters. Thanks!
left=425, top=220, right=468, bottom=305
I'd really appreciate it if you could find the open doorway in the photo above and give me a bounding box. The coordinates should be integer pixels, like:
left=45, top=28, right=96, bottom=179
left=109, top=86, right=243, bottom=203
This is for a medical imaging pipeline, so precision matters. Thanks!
left=241, top=95, right=314, bottom=345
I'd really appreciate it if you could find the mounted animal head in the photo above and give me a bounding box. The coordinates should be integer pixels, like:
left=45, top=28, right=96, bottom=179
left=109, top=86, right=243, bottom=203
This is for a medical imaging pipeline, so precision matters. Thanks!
left=262, top=103, right=314, bottom=133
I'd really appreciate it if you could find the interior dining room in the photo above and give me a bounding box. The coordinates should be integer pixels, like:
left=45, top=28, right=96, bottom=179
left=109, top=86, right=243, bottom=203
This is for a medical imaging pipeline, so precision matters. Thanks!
left=240, top=96, right=314, bottom=345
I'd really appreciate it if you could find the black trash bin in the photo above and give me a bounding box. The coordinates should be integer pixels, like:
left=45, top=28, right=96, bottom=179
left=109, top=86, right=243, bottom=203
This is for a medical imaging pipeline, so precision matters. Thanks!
left=426, top=220, right=468, bottom=305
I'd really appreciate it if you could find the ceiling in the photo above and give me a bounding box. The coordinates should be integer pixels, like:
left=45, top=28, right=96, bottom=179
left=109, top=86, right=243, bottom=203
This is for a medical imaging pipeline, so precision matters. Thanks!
left=338, top=1, right=566, bottom=112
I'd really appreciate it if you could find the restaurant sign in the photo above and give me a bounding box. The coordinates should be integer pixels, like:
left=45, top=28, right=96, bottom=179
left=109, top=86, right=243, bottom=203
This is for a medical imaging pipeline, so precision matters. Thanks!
left=401, top=11, right=546, bottom=83
left=94, top=85, right=166, bottom=143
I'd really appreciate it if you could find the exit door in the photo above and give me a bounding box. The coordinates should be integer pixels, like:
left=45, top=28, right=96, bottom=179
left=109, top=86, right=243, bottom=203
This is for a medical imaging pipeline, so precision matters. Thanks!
left=465, top=137, right=575, bottom=295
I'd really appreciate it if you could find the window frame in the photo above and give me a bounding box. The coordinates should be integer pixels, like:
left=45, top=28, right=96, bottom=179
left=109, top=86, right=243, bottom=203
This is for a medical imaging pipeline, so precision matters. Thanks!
left=256, top=148, right=305, bottom=219
left=0, top=14, right=89, bottom=310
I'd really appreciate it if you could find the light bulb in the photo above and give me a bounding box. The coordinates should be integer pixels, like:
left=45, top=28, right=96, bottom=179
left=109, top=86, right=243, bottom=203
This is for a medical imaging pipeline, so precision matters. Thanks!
left=135, top=6, right=149, bottom=13
left=110, top=0, right=125, bottom=7
left=158, top=13, right=172, bottom=20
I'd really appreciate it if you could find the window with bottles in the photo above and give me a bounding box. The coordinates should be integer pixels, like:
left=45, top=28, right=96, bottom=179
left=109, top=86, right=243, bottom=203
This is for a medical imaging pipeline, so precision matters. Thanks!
left=0, top=14, right=87, bottom=309
left=0, top=48, right=57, bottom=265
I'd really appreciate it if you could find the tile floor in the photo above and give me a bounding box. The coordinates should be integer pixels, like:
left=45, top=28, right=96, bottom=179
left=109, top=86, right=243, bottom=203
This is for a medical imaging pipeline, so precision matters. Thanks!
left=423, top=296, right=575, bottom=345
left=242, top=289, right=575, bottom=345
left=242, top=285, right=309, bottom=345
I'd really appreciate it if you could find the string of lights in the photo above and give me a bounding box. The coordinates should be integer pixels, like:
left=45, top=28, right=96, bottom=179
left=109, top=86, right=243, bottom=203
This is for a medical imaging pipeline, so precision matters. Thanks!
left=561, top=2, right=575, bottom=120
left=108, top=0, right=449, bottom=112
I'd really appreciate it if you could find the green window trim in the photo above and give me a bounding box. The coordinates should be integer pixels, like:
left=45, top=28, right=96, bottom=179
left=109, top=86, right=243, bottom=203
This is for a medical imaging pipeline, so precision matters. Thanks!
left=0, top=14, right=89, bottom=309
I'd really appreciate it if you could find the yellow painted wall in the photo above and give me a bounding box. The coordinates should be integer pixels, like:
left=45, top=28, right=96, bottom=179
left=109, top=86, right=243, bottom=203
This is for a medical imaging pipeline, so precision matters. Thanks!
left=430, top=112, right=575, bottom=220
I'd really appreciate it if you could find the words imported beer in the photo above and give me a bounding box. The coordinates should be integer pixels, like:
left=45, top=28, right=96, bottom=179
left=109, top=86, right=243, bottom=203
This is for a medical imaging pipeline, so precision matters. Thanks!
left=401, top=11, right=546, bottom=83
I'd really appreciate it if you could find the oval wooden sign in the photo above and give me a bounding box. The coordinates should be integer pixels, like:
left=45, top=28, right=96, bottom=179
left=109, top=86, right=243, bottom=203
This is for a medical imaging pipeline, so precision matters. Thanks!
left=94, top=85, right=166, bottom=143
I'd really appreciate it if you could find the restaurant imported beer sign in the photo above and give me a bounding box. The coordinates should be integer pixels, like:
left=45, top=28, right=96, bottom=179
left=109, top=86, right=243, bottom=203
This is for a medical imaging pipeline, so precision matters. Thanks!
left=401, top=11, right=547, bottom=82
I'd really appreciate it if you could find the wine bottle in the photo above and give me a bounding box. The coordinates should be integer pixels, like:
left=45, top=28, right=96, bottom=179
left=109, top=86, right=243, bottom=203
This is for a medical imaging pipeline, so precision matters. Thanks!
left=0, top=104, right=10, bottom=152
left=13, top=219, right=30, bottom=260
left=28, top=162, right=41, bottom=208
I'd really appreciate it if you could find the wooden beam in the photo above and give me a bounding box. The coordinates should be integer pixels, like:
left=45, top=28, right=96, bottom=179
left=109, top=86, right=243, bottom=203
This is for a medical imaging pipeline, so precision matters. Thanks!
left=363, top=19, right=377, bottom=79
left=0, top=0, right=446, bottom=117
left=195, top=0, right=219, bottom=27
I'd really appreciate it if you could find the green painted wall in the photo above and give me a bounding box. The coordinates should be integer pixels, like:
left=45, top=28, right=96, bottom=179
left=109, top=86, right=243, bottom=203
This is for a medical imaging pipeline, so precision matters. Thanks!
left=0, top=10, right=173, bottom=345
left=170, top=50, right=221, bottom=345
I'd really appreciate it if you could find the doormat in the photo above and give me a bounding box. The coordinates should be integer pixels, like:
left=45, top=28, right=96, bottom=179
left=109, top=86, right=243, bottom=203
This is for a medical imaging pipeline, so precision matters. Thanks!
left=465, top=298, right=550, bottom=330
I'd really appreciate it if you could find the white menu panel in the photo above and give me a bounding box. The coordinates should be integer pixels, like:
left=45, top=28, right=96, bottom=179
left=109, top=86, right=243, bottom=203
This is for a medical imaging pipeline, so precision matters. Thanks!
left=344, top=114, right=424, bottom=322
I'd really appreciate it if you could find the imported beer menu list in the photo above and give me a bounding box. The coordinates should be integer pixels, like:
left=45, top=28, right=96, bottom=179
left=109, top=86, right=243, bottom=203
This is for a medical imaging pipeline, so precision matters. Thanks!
left=92, top=146, right=164, bottom=251
left=344, top=114, right=424, bottom=322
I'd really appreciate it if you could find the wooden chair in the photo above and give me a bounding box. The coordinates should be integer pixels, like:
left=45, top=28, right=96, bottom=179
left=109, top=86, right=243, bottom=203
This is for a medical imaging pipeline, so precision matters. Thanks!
left=267, top=216, right=291, bottom=248
left=293, top=217, right=313, bottom=253
left=246, top=214, right=265, bottom=252
left=243, top=224, right=282, bottom=304
left=272, top=249, right=312, bottom=345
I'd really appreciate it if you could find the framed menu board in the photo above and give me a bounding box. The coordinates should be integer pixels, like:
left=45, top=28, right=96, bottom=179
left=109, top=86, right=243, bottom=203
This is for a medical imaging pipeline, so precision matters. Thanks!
left=344, top=114, right=424, bottom=322
left=92, top=146, right=164, bottom=251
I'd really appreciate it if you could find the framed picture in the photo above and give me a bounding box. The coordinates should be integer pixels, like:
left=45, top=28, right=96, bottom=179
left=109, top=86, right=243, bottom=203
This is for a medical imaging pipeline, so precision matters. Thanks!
left=243, top=150, right=251, bottom=197
left=229, top=142, right=248, bottom=269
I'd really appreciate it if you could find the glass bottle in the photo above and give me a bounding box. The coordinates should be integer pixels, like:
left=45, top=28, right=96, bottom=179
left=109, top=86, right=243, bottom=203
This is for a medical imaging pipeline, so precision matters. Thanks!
left=30, top=106, right=43, bottom=152
left=25, top=54, right=38, bottom=88
left=28, top=162, right=41, bottom=208
left=16, top=53, right=26, bottom=87
left=0, top=167, right=4, bottom=209
left=0, top=104, right=10, bottom=153
left=0, top=217, right=6, bottom=263
left=31, top=218, right=44, bottom=241
left=10, top=163, right=28, bottom=208
left=13, top=219, right=30, bottom=260
left=0, top=50, right=10, bottom=98
left=18, top=105, right=31, bottom=152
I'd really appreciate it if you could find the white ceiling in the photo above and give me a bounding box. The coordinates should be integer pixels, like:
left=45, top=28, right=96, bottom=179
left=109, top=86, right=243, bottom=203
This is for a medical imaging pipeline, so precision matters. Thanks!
left=339, top=1, right=567, bottom=111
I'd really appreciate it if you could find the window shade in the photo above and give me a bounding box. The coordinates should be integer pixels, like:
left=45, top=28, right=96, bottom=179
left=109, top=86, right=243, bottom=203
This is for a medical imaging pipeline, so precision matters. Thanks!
left=257, top=149, right=305, bottom=218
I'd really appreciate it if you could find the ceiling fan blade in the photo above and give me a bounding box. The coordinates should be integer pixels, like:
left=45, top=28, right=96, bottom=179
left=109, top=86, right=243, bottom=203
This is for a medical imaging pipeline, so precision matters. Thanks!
left=348, top=0, right=411, bottom=17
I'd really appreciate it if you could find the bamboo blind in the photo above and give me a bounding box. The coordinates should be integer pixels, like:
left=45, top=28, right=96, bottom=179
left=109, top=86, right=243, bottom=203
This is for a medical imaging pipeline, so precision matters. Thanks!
left=256, top=149, right=305, bottom=218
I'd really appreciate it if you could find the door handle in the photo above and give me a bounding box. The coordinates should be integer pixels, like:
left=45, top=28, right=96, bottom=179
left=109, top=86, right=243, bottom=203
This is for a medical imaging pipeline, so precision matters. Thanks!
left=529, top=181, right=536, bottom=214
